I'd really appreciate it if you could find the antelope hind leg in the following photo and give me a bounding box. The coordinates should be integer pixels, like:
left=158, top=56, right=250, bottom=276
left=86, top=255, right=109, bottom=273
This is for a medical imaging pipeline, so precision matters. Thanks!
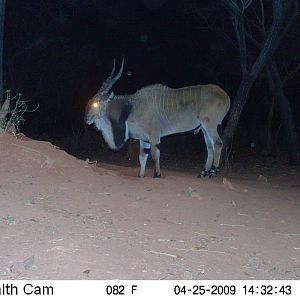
left=207, top=127, right=223, bottom=177
left=198, top=127, right=214, bottom=178
left=150, top=140, right=161, bottom=178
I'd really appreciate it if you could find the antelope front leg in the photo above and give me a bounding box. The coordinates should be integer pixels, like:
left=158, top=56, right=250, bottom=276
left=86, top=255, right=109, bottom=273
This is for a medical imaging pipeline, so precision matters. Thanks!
left=138, top=140, right=150, bottom=177
left=150, top=141, right=161, bottom=178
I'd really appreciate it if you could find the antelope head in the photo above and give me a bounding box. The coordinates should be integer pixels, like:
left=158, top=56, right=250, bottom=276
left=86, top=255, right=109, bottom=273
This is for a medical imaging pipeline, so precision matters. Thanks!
left=85, top=58, right=130, bottom=150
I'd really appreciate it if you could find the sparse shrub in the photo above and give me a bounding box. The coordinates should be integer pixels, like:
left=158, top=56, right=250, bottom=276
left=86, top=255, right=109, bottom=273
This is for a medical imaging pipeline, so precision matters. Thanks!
left=0, top=90, right=38, bottom=134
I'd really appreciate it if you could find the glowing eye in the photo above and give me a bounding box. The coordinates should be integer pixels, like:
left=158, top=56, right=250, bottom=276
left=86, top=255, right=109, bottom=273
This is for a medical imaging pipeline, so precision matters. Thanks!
left=92, top=102, right=99, bottom=108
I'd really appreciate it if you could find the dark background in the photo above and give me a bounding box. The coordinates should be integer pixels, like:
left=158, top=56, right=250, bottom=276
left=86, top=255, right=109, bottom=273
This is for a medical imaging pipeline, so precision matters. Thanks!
left=3, top=0, right=300, bottom=160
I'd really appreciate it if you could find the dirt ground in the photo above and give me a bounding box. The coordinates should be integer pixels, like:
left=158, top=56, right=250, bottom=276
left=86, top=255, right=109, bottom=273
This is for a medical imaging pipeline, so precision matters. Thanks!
left=0, top=133, right=300, bottom=280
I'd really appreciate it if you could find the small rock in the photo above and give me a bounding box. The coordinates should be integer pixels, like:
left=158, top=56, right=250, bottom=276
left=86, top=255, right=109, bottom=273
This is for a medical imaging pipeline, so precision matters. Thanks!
left=83, top=269, right=91, bottom=275
left=23, top=255, right=34, bottom=270
left=183, top=270, right=193, bottom=279
left=3, top=214, right=15, bottom=223
left=257, top=174, right=268, bottom=184
left=223, top=177, right=235, bottom=190
left=186, top=187, right=203, bottom=200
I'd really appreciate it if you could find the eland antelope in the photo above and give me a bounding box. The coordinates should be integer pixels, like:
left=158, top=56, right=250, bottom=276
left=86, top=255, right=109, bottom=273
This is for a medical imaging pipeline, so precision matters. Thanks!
left=85, top=58, right=230, bottom=178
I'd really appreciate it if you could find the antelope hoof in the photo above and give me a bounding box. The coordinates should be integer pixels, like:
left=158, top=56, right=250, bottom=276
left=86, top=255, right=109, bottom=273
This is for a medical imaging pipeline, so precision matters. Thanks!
left=198, top=169, right=209, bottom=178
left=153, top=172, right=161, bottom=178
left=208, top=166, right=219, bottom=178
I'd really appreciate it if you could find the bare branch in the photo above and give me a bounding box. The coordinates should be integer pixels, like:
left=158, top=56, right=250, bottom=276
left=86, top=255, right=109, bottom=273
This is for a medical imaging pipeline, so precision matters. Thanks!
left=241, top=0, right=253, bottom=12
left=222, top=0, right=243, bottom=19
left=279, top=0, right=299, bottom=41
left=259, top=0, right=265, bottom=32
left=249, top=0, right=285, bottom=78
left=0, top=98, right=10, bottom=130
left=222, top=0, right=250, bottom=76
left=282, top=60, right=300, bottom=85
left=0, top=91, right=39, bottom=134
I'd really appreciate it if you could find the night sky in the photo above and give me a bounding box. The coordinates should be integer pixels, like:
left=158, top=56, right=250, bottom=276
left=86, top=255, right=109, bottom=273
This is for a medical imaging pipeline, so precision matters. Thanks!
left=3, top=0, right=300, bottom=156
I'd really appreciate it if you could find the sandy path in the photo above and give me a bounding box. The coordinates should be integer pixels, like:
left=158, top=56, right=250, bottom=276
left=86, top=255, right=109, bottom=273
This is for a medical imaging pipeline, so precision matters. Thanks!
left=0, top=134, right=300, bottom=279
